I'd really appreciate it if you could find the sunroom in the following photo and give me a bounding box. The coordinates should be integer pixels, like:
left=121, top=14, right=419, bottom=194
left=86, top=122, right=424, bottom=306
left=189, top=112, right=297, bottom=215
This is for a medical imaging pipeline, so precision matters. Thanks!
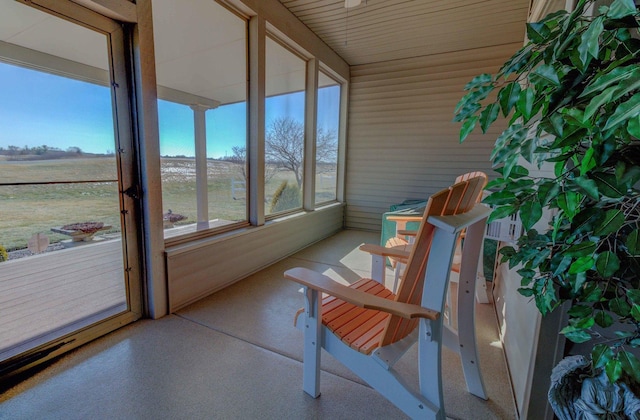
left=0, top=0, right=576, bottom=418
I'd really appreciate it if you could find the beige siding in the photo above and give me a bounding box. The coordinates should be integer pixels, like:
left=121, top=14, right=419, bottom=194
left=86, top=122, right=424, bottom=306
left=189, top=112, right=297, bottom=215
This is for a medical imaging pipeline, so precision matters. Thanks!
left=345, top=43, right=522, bottom=231
left=166, top=204, right=344, bottom=311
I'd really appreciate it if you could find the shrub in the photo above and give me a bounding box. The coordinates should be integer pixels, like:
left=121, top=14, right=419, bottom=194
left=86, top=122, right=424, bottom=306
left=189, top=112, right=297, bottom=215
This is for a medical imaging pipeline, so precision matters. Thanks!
left=0, top=245, right=8, bottom=262
left=269, top=181, right=301, bottom=213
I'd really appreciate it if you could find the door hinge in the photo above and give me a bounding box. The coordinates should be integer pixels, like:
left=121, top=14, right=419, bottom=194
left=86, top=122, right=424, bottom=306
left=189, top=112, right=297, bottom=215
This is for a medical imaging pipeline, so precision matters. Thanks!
left=122, top=185, right=140, bottom=200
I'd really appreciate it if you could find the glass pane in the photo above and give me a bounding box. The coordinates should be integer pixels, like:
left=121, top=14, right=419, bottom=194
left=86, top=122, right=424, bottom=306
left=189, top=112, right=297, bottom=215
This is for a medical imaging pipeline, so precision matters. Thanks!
left=316, top=72, right=340, bottom=205
left=0, top=3, right=127, bottom=361
left=265, top=37, right=306, bottom=215
left=152, top=0, right=248, bottom=238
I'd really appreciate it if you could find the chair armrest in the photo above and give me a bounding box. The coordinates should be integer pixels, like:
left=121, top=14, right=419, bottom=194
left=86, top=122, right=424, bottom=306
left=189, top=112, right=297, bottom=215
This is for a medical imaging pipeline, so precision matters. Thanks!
left=359, top=243, right=410, bottom=260
left=284, top=267, right=438, bottom=320
left=386, top=215, right=423, bottom=223
left=397, top=229, right=417, bottom=237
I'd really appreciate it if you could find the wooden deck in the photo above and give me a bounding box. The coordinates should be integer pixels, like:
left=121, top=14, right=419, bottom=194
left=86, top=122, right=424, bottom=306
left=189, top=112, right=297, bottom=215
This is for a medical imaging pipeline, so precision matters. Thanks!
left=0, top=239, right=127, bottom=360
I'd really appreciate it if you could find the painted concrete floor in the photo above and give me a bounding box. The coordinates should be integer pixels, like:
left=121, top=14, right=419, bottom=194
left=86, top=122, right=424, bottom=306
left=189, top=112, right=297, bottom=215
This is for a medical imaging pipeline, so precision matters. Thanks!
left=1, top=230, right=516, bottom=419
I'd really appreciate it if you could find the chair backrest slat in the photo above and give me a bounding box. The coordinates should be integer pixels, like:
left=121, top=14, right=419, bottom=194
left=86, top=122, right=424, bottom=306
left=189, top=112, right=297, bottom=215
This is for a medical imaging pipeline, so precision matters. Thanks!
left=379, top=176, right=484, bottom=347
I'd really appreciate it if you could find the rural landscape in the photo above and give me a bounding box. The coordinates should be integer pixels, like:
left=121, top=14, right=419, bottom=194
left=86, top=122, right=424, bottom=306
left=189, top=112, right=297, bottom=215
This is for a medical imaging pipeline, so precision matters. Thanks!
left=0, top=142, right=337, bottom=258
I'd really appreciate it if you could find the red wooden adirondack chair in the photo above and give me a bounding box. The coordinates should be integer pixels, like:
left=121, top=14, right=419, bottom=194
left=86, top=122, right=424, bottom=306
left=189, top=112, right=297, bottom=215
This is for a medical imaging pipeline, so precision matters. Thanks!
left=285, top=176, right=490, bottom=419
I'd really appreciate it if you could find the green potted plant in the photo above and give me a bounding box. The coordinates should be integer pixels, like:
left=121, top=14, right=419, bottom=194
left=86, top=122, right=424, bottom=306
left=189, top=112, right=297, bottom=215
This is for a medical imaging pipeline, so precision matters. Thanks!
left=454, top=0, right=640, bottom=416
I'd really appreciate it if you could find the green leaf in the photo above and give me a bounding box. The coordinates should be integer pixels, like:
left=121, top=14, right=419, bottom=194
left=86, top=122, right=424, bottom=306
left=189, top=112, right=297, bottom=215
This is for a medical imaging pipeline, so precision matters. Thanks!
left=613, top=72, right=640, bottom=103
left=609, top=297, right=631, bottom=317
left=619, top=165, right=640, bottom=188
left=526, top=22, right=550, bottom=43
left=594, top=310, right=614, bottom=328
left=619, top=351, right=640, bottom=383
left=502, top=154, right=520, bottom=181
left=605, top=359, right=623, bottom=384
left=592, top=344, right=614, bottom=369
left=453, top=101, right=481, bottom=122
left=584, top=284, right=603, bottom=302
left=485, top=178, right=507, bottom=190
left=498, top=83, right=521, bottom=117
left=565, top=241, right=597, bottom=257
left=573, top=316, right=595, bottom=329
left=509, top=165, right=530, bottom=179
left=557, top=191, right=582, bottom=221
left=463, top=73, right=493, bottom=90
left=569, top=256, right=595, bottom=274
left=530, top=64, right=560, bottom=87
left=628, top=116, right=640, bottom=138
left=484, top=191, right=516, bottom=205
left=563, top=329, right=592, bottom=343
left=498, top=44, right=534, bottom=78
left=628, top=289, right=640, bottom=305
left=593, top=209, right=625, bottom=236
left=491, top=124, right=526, bottom=163
left=580, top=147, right=597, bottom=176
left=584, top=86, right=617, bottom=121
left=626, top=230, right=640, bottom=255
left=538, top=182, right=561, bottom=206
left=518, top=287, right=535, bottom=297
left=580, top=65, right=639, bottom=98
left=632, top=304, right=640, bottom=322
left=487, top=205, right=517, bottom=224
left=578, top=16, right=604, bottom=67
left=595, top=251, right=620, bottom=277
left=573, top=272, right=587, bottom=295
left=517, top=88, right=535, bottom=122
left=520, top=199, right=543, bottom=230
left=479, top=103, right=500, bottom=133
left=604, top=93, right=640, bottom=132
left=592, top=172, right=625, bottom=198
left=616, top=331, right=635, bottom=338
left=607, top=0, right=638, bottom=18
left=553, top=256, right=573, bottom=277
left=561, top=108, right=588, bottom=127
left=459, top=116, right=478, bottom=142
left=574, top=176, right=599, bottom=200
left=568, top=305, right=592, bottom=317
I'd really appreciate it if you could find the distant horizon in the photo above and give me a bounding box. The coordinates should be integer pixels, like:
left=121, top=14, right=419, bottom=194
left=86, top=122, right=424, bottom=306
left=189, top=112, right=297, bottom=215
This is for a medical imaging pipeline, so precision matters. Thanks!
left=0, top=61, right=340, bottom=160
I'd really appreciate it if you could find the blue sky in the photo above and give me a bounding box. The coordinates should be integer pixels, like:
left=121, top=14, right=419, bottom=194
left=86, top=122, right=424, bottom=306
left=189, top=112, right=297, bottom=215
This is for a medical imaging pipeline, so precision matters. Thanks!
left=0, top=61, right=340, bottom=158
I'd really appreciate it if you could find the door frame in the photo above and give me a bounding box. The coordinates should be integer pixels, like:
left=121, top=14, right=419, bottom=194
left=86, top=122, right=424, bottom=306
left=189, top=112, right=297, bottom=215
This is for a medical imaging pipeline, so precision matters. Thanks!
left=1, top=0, right=143, bottom=378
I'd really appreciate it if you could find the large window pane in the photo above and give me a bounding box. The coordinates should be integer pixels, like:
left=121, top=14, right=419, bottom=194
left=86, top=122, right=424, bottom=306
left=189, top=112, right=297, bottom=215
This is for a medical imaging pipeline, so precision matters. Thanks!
left=316, top=72, right=340, bottom=205
left=0, top=0, right=132, bottom=362
left=152, top=0, right=248, bottom=239
left=265, top=37, right=306, bottom=216
left=0, top=62, right=121, bottom=250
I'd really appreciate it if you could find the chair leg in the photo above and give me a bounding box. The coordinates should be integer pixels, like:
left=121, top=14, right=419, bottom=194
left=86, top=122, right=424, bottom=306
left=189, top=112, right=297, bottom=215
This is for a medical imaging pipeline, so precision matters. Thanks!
left=370, top=254, right=386, bottom=284
left=418, top=319, right=446, bottom=420
left=456, top=221, right=488, bottom=399
left=303, top=287, right=322, bottom=398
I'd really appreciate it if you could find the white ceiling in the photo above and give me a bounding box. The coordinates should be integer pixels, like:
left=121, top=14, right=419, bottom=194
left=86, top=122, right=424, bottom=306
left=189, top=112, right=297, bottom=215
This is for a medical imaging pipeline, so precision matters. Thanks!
left=0, top=0, right=530, bottom=105
left=278, top=0, right=531, bottom=66
left=0, top=0, right=109, bottom=69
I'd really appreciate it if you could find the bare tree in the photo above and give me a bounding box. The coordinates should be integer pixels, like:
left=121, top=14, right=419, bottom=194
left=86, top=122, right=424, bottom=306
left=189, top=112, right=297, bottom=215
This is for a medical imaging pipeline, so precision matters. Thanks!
left=227, top=145, right=278, bottom=185
left=266, top=117, right=337, bottom=188
left=315, top=126, right=338, bottom=175
left=228, top=145, right=248, bottom=181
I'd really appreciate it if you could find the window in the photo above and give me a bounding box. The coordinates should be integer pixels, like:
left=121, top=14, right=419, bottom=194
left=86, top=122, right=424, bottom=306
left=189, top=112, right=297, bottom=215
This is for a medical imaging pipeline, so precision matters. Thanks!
left=152, top=0, right=248, bottom=239
left=315, top=71, right=341, bottom=205
left=265, top=37, right=307, bottom=216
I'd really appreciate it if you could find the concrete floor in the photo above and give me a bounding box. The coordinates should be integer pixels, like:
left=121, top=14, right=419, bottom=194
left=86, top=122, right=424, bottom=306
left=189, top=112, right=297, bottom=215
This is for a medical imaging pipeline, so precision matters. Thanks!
left=0, top=230, right=516, bottom=419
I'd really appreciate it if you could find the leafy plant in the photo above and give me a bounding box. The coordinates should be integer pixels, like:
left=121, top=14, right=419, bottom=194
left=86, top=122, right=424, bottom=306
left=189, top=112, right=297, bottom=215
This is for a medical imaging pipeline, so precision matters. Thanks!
left=455, top=0, right=640, bottom=386
left=269, top=181, right=301, bottom=213
left=0, top=244, right=7, bottom=262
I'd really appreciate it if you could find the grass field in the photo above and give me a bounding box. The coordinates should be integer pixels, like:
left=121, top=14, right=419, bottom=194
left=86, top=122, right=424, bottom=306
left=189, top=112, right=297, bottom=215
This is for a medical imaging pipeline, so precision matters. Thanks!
left=0, top=157, right=337, bottom=251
